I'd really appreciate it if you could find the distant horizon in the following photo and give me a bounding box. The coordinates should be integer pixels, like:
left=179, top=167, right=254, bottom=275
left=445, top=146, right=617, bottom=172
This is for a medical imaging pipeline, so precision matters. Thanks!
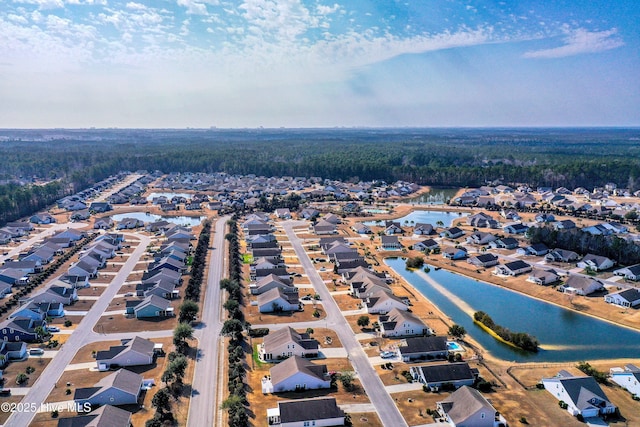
left=1, top=125, right=639, bottom=131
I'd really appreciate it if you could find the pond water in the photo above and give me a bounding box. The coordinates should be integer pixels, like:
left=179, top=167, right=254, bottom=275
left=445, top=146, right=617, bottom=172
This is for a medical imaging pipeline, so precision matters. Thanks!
left=404, top=187, right=460, bottom=205
left=146, top=192, right=193, bottom=201
left=385, top=258, right=640, bottom=362
left=111, top=212, right=206, bottom=227
left=364, top=210, right=468, bottom=228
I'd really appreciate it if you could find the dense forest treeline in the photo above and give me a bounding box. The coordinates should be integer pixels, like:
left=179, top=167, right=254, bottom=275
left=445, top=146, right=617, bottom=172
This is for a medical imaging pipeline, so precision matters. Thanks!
left=528, top=225, right=640, bottom=266
left=1, top=128, right=639, bottom=224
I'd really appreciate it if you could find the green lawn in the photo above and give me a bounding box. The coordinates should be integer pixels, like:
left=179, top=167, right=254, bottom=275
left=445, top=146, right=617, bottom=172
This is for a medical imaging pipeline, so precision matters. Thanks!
left=242, top=253, right=253, bottom=264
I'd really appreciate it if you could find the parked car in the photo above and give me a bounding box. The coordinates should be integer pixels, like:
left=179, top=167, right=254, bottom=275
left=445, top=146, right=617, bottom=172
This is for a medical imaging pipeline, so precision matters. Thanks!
left=28, top=348, right=45, bottom=356
left=47, top=326, right=60, bottom=333
left=0, top=389, right=11, bottom=396
left=380, top=351, right=396, bottom=359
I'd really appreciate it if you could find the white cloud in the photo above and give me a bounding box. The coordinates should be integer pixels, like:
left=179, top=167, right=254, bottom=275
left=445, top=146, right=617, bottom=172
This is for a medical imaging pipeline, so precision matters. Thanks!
left=126, top=2, right=147, bottom=10
left=523, top=27, right=623, bottom=59
left=7, top=13, right=29, bottom=24
left=317, top=3, right=339, bottom=15
left=177, top=0, right=218, bottom=15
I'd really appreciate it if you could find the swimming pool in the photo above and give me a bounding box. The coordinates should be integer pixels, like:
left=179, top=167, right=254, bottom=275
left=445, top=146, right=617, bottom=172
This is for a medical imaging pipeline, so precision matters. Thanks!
left=447, top=341, right=464, bottom=352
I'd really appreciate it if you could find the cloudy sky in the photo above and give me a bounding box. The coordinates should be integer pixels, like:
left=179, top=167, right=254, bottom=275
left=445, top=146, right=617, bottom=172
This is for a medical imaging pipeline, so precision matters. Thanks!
left=1, top=0, right=638, bottom=128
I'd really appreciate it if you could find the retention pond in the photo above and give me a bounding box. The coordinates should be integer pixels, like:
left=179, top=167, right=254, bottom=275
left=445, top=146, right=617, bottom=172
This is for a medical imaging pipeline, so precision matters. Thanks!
left=386, top=258, right=640, bottom=362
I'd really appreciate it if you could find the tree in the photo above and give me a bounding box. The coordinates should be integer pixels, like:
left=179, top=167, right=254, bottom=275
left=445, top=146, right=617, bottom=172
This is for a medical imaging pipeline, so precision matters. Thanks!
left=169, top=355, right=188, bottom=382
left=448, top=324, right=466, bottom=339
left=34, top=325, right=47, bottom=342
left=161, top=370, right=175, bottom=386
left=16, top=373, right=28, bottom=385
left=357, top=315, right=370, bottom=329
left=340, top=371, right=355, bottom=391
left=179, top=299, right=199, bottom=324
left=306, top=327, right=314, bottom=336
left=173, top=323, right=194, bottom=353
left=151, top=387, right=171, bottom=413
left=221, top=319, right=244, bottom=342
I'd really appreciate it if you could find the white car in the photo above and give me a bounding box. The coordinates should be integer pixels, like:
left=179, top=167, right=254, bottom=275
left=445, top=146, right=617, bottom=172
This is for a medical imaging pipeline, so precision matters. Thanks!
left=380, top=351, right=395, bottom=359
left=47, top=326, right=60, bottom=333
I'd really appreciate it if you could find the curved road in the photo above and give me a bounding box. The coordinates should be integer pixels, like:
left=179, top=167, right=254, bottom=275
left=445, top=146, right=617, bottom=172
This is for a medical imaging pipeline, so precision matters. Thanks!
left=282, top=221, right=408, bottom=427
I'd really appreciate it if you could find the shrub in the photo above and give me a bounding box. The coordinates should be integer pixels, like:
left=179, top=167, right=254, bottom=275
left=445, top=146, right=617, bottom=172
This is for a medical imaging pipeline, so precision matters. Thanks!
left=64, top=320, right=72, bottom=327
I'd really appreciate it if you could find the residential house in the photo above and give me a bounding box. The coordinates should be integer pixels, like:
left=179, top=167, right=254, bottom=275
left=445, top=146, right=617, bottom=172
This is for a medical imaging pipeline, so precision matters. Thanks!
left=323, top=213, right=341, bottom=224
left=96, top=336, right=157, bottom=371
left=494, top=260, right=532, bottom=276
left=519, top=243, right=549, bottom=256
left=30, top=213, right=56, bottom=224
left=30, top=285, right=78, bottom=306
left=442, top=246, right=467, bottom=260
left=577, top=254, right=615, bottom=271
left=560, top=275, right=605, bottom=296
left=604, top=288, right=640, bottom=308
left=379, top=308, right=430, bottom=337
left=90, top=202, right=113, bottom=213
left=264, top=355, right=330, bottom=393
left=0, top=317, right=47, bottom=342
left=467, top=254, right=499, bottom=268
left=527, top=268, right=560, bottom=286
left=436, top=385, right=507, bottom=427
left=554, top=219, right=577, bottom=230
left=23, top=247, right=56, bottom=264
left=535, top=213, right=555, bottom=223
left=503, top=223, right=528, bottom=234
left=125, top=295, right=174, bottom=318
left=410, top=363, right=479, bottom=391
left=10, top=301, right=64, bottom=320
left=610, top=364, right=640, bottom=397
left=274, top=208, right=292, bottom=219
left=116, top=217, right=144, bottom=230
left=380, top=235, right=402, bottom=250
left=441, top=227, right=464, bottom=239
left=3, top=260, right=41, bottom=274
left=0, top=341, right=27, bottom=365
left=250, top=274, right=294, bottom=295
left=546, top=249, right=580, bottom=263
left=312, top=220, right=337, bottom=235
left=414, top=239, right=439, bottom=252
left=399, top=336, right=448, bottom=362
left=56, top=405, right=132, bottom=427
left=266, top=397, right=345, bottom=427
left=542, top=370, right=616, bottom=418
left=466, top=212, right=499, bottom=229
left=383, top=221, right=403, bottom=235
left=489, top=238, right=519, bottom=250
left=259, top=327, right=319, bottom=362
left=74, top=369, right=143, bottom=407
left=351, top=222, right=371, bottom=234
left=364, top=289, right=408, bottom=314
left=613, top=264, right=640, bottom=281
left=258, top=288, right=300, bottom=313
left=466, top=232, right=497, bottom=246
left=93, top=217, right=114, bottom=230
left=135, top=280, right=178, bottom=300
left=413, top=223, right=434, bottom=235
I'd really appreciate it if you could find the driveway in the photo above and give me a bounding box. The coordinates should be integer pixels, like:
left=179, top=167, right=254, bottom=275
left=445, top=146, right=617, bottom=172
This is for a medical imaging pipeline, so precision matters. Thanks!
left=282, top=221, right=408, bottom=427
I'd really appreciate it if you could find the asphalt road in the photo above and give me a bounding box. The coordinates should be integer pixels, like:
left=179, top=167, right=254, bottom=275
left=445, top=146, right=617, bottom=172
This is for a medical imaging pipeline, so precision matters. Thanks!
left=282, top=221, right=409, bottom=427
left=187, top=216, right=229, bottom=427
left=4, top=232, right=151, bottom=427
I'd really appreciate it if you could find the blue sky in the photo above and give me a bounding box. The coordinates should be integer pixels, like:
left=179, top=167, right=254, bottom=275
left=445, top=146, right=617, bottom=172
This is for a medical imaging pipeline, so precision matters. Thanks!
left=1, top=0, right=638, bottom=127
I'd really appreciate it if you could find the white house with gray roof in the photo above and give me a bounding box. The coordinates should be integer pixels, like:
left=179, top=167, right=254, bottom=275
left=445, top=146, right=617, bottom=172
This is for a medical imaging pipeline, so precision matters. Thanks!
left=74, top=369, right=143, bottom=407
left=437, top=385, right=506, bottom=427
left=96, top=336, right=156, bottom=371
left=610, top=364, right=640, bottom=397
left=542, top=370, right=616, bottom=418
left=604, top=288, right=640, bottom=308
left=263, top=355, right=330, bottom=393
